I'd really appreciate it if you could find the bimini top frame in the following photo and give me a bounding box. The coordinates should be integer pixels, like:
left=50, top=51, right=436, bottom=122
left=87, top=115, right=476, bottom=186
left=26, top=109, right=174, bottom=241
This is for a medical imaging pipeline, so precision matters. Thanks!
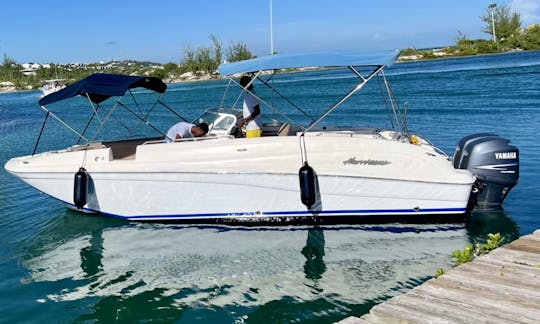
left=218, top=50, right=400, bottom=76
left=39, top=73, right=167, bottom=106
left=218, top=50, right=406, bottom=133
left=33, top=73, right=186, bottom=155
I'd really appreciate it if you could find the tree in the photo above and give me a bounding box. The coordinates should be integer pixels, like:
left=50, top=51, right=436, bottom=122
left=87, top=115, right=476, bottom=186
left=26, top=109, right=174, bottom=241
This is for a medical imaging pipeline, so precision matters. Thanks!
left=2, top=53, right=17, bottom=67
left=182, top=47, right=197, bottom=72
left=454, top=30, right=468, bottom=44
left=0, top=54, right=22, bottom=83
left=209, top=34, right=222, bottom=70
left=180, top=36, right=254, bottom=73
left=481, top=4, right=522, bottom=42
left=519, top=24, right=540, bottom=49
left=151, top=67, right=167, bottom=79
left=226, top=41, right=253, bottom=62
left=180, top=35, right=226, bottom=74
left=162, top=62, right=179, bottom=74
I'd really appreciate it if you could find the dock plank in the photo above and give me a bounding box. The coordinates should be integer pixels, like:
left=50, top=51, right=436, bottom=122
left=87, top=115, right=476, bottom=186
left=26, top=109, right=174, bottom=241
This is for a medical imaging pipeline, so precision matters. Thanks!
left=446, top=266, right=540, bottom=295
left=403, top=290, right=526, bottom=323
left=425, top=273, right=540, bottom=308
left=383, top=291, right=525, bottom=324
left=487, top=245, right=540, bottom=265
left=473, top=258, right=540, bottom=279
left=339, top=230, right=540, bottom=323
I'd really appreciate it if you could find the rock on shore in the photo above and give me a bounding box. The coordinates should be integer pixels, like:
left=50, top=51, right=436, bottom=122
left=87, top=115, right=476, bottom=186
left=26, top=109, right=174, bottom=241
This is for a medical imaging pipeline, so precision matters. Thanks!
left=0, top=81, right=16, bottom=93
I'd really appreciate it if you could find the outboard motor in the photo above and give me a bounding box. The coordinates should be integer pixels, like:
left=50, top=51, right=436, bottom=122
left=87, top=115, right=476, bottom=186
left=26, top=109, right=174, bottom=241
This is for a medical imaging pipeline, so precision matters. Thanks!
left=454, top=133, right=519, bottom=208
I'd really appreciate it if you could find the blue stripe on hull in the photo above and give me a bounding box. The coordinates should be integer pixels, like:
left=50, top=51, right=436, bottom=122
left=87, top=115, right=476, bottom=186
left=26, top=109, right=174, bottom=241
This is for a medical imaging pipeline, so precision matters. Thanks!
left=117, top=207, right=466, bottom=221
left=46, top=183, right=469, bottom=223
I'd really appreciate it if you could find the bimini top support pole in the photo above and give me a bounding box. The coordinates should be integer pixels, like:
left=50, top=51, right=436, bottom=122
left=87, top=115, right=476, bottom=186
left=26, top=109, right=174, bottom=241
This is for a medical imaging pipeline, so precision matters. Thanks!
left=304, top=65, right=385, bottom=132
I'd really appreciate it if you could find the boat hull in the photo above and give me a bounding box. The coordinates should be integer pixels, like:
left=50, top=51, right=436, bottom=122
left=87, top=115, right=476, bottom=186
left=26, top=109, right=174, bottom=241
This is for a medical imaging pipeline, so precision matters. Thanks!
left=10, top=170, right=471, bottom=223
left=5, top=134, right=475, bottom=224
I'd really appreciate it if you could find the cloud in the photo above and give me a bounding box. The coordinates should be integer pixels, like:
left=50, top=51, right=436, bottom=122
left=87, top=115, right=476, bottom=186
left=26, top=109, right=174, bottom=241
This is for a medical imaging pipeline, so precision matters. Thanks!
left=510, top=0, right=540, bottom=25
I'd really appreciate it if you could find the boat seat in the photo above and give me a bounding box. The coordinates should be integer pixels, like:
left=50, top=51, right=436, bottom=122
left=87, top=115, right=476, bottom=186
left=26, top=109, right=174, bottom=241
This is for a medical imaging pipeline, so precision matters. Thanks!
left=104, top=137, right=162, bottom=160
left=277, top=123, right=291, bottom=136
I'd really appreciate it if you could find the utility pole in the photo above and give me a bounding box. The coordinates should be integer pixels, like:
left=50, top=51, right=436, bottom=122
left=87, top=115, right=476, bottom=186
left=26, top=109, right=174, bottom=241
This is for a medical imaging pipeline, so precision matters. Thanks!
left=489, top=3, right=497, bottom=43
left=270, top=0, right=274, bottom=55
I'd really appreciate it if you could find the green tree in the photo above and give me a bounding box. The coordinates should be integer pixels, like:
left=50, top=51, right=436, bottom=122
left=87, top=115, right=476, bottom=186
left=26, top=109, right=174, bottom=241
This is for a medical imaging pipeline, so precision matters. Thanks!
left=2, top=53, right=17, bottom=67
left=35, top=63, right=63, bottom=80
left=195, top=46, right=213, bottom=72
left=209, top=34, right=222, bottom=70
left=180, top=35, right=225, bottom=74
left=400, top=48, right=419, bottom=56
left=150, top=68, right=167, bottom=79
left=182, top=47, right=197, bottom=72
left=454, top=30, right=468, bottom=44
left=519, top=24, right=540, bottom=49
left=481, top=4, right=522, bottom=42
left=226, top=41, right=253, bottom=62
left=162, top=62, right=179, bottom=75
left=0, top=54, right=22, bottom=83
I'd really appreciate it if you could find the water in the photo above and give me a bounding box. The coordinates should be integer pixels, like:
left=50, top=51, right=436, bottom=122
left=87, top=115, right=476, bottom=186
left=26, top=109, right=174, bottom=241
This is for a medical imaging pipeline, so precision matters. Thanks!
left=1, top=51, right=539, bottom=323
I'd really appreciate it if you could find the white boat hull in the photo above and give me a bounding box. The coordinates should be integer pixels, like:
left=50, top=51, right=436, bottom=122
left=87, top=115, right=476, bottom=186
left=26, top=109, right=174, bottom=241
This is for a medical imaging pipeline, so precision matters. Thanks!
left=5, top=133, right=475, bottom=223
left=14, top=171, right=471, bottom=221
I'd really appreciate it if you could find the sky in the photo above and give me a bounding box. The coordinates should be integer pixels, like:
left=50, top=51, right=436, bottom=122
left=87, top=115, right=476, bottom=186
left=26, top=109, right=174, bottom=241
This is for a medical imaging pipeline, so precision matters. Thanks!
left=0, top=0, right=538, bottom=64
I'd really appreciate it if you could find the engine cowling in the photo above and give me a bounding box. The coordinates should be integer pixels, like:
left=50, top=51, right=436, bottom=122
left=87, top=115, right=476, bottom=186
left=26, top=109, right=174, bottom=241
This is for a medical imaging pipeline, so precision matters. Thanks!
left=454, top=133, right=519, bottom=209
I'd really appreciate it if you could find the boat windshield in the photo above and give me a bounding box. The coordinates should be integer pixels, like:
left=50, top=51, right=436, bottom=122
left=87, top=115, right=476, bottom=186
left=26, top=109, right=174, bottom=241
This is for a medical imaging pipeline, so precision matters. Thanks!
left=193, top=111, right=220, bottom=126
left=213, top=116, right=236, bottom=132
left=193, top=109, right=240, bottom=135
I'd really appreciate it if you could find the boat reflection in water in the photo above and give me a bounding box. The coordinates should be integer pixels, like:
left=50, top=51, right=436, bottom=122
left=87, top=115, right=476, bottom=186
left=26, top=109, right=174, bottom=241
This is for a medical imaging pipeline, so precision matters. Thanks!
left=466, top=208, right=521, bottom=243
left=21, top=210, right=518, bottom=321
left=302, top=227, right=327, bottom=281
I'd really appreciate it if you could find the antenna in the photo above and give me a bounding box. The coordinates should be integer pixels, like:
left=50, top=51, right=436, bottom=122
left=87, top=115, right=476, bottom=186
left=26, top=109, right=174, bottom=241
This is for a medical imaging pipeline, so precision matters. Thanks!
left=270, top=0, right=274, bottom=55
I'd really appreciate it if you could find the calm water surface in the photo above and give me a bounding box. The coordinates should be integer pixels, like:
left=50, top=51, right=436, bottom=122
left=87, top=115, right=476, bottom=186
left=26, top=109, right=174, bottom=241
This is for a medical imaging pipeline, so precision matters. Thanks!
left=0, top=51, right=539, bottom=323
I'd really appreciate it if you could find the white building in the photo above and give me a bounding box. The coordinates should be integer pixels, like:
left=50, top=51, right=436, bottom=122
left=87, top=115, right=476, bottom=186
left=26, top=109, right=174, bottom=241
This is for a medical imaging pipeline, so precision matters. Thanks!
left=20, top=62, right=42, bottom=76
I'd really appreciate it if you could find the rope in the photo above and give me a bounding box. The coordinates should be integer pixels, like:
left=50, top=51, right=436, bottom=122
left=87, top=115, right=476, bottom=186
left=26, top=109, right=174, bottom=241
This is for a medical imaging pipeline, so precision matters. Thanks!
left=32, top=111, right=49, bottom=155
left=299, top=133, right=309, bottom=164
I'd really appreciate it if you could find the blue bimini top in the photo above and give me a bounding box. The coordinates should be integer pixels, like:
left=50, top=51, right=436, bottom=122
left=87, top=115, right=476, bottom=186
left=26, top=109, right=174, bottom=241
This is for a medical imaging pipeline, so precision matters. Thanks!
left=39, top=73, right=167, bottom=106
left=218, top=50, right=400, bottom=76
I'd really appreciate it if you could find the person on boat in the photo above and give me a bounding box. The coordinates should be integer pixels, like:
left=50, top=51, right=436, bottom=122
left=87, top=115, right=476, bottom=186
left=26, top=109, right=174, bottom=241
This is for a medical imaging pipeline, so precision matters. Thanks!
left=237, top=75, right=262, bottom=138
left=165, top=122, right=209, bottom=142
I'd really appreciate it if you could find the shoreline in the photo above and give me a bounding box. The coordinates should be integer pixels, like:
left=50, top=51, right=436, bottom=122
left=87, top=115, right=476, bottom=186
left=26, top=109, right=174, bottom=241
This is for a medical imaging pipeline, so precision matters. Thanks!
left=397, top=48, right=539, bottom=64
left=2, top=49, right=539, bottom=95
left=0, top=75, right=225, bottom=95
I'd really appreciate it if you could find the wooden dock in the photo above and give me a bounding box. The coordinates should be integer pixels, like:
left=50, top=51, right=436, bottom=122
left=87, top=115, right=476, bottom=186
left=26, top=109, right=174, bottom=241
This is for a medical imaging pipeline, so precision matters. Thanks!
left=340, top=229, right=540, bottom=324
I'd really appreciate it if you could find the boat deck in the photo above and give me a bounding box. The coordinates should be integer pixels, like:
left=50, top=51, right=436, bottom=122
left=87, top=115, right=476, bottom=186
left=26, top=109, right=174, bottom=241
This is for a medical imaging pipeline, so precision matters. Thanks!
left=340, top=229, right=540, bottom=323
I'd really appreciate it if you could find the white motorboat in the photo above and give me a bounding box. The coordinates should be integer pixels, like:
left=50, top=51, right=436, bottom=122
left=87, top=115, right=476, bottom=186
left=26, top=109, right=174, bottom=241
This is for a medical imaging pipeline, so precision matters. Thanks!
left=41, top=78, right=67, bottom=97
left=4, top=51, right=519, bottom=224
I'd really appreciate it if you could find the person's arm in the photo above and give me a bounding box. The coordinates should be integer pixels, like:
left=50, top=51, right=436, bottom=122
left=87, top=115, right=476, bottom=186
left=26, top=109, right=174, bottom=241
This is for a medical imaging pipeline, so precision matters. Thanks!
left=243, top=104, right=260, bottom=125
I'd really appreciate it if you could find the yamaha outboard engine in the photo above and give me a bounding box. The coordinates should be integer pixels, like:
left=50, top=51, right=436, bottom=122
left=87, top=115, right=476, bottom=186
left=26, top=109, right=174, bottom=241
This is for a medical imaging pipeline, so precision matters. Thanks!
left=454, top=133, right=519, bottom=209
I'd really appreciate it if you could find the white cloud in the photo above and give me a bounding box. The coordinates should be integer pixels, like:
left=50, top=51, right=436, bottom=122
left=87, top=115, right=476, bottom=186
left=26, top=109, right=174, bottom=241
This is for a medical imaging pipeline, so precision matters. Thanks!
left=510, top=0, right=540, bottom=25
